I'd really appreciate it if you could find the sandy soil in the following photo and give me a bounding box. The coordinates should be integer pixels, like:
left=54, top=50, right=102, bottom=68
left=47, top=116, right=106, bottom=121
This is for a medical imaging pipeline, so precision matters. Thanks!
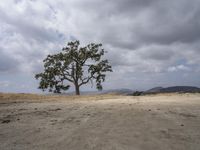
left=0, top=93, right=200, bottom=150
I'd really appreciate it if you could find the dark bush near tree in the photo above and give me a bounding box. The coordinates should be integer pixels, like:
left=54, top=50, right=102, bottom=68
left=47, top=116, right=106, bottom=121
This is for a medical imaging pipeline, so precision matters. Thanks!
left=132, top=91, right=144, bottom=96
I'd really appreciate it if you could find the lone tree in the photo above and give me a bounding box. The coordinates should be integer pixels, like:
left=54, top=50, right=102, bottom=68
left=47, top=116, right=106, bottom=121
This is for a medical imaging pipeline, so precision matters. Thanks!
left=35, top=40, right=112, bottom=95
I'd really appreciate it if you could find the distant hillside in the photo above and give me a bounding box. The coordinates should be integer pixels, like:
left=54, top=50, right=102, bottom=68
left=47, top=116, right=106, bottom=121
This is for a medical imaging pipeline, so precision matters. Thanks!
left=145, top=87, right=163, bottom=93
left=145, top=86, right=200, bottom=94
left=101, top=89, right=133, bottom=95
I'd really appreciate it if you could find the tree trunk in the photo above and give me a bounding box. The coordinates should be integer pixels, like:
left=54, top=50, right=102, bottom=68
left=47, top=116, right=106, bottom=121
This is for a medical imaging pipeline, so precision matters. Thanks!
left=75, top=83, right=80, bottom=95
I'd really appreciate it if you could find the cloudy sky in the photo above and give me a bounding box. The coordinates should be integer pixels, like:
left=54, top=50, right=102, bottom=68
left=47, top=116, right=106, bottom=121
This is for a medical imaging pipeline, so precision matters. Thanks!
left=0, top=0, right=200, bottom=93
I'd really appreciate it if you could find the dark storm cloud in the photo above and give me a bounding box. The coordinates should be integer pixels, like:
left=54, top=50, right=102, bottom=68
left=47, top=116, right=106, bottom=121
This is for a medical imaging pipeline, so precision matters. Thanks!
left=138, top=8, right=200, bottom=45
left=72, top=0, right=200, bottom=51
left=139, top=47, right=174, bottom=61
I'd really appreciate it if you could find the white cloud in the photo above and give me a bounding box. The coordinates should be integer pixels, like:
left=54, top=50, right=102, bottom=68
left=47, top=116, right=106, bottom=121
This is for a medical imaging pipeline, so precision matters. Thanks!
left=0, top=81, right=11, bottom=87
left=168, top=65, right=190, bottom=72
left=0, top=0, right=200, bottom=92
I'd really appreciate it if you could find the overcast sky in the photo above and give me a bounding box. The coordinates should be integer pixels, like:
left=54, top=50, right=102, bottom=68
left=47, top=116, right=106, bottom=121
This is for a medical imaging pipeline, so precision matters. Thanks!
left=0, top=0, right=200, bottom=93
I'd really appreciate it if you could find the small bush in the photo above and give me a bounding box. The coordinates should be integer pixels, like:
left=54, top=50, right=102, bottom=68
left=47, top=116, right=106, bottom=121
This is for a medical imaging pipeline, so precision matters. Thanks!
left=132, top=91, right=143, bottom=96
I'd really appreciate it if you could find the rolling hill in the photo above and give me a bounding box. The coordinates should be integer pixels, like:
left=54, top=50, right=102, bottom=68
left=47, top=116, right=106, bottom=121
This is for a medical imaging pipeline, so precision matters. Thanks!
left=145, top=86, right=200, bottom=94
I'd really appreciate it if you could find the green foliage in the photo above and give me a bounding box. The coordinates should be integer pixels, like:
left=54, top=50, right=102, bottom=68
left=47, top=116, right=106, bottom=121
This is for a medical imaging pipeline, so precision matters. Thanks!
left=132, top=91, right=143, bottom=96
left=35, top=40, right=112, bottom=94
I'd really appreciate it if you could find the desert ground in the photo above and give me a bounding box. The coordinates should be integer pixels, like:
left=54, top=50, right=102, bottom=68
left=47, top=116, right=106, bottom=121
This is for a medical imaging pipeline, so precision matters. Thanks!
left=0, top=93, right=200, bottom=150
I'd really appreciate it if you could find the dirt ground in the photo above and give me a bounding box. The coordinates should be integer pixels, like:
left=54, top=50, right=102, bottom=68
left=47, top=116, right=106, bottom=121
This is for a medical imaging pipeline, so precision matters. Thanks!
left=0, top=93, right=200, bottom=150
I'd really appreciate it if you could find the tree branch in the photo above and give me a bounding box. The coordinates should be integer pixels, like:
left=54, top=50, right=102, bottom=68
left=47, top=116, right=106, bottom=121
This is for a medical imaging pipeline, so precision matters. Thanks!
left=79, top=76, right=93, bottom=86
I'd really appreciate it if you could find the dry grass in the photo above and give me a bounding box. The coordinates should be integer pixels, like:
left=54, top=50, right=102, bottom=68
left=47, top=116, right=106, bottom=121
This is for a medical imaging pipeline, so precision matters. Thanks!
left=0, top=92, right=124, bottom=102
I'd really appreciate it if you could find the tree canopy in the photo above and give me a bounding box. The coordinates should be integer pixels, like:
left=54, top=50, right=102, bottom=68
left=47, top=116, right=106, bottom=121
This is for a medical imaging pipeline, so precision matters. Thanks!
left=35, top=40, right=112, bottom=95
